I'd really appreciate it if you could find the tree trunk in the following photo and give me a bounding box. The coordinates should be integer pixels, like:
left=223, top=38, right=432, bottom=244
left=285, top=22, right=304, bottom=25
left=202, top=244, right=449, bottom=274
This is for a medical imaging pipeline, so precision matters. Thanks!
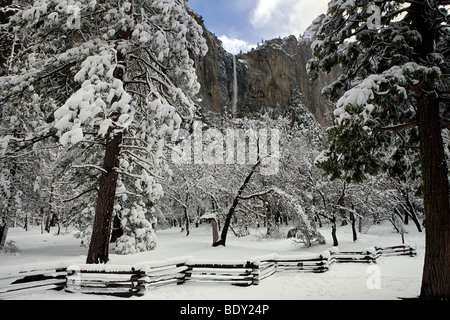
left=264, top=194, right=273, bottom=236
left=408, top=0, right=450, bottom=299
left=0, top=223, right=8, bottom=249
left=210, top=218, right=219, bottom=245
left=213, top=161, right=259, bottom=247
left=350, top=205, right=357, bottom=242
left=417, top=94, right=450, bottom=299
left=24, top=215, right=28, bottom=231
left=2, top=149, right=17, bottom=248
left=331, top=215, right=338, bottom=247
left=184, top=193, right=190, bottom=236
left=110, top=213, right=123, bottom=243
left=404, top=191, right=423, bottom=232
left=86, top=130, right=123, bottom=264
left=339, top=197, right=347, bottom=226
left=45, top=179, right=55, bottom=233
left=403, top=207, right=409, bottom=224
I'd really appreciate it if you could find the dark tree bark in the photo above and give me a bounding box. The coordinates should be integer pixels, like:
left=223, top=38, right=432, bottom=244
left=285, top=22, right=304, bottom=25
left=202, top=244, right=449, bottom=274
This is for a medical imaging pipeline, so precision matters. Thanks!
left=86, top=48, right=127, bottom=264
left=1, top=130, right=18, bottom=249
left=405, top=0, right=450, bottom=299
left=110, top=213, right=123, bottom=243
left=404, top=191, right=423, bottom=233
left=45, top=181, right=55, bottom=233
left=0, top=223, right=8, bottom=249
left=417, top=94, right=450, bottom=299
left=86, top=129, right=123, bottom=264
left=330, top=215, right=338, bottom=247
left=213, top=161, right=260, bottom=247
left=184, top=193, right=190, bottom=236
left=350, top=205, right=357, bottom=242
left=339, top=197, right=347, bottom=226
left=0, top=0, right=16, bottom=76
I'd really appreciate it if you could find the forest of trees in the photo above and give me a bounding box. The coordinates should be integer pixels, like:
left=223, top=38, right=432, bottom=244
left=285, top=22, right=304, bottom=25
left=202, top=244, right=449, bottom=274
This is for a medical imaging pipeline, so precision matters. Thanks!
left=0, top=0, right=448, bottom=299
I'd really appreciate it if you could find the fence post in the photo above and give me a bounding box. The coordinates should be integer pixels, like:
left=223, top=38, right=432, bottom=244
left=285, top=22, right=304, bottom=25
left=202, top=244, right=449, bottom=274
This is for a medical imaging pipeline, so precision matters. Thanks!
left=177, top=261, right=188, bottom=285
left=249, top=261, right=260, bottom=285
left=65, top=265, right=82, bottom=292
left=183, top=263, right=193, bottom=284
left=133, top=267, right=148, bottom=297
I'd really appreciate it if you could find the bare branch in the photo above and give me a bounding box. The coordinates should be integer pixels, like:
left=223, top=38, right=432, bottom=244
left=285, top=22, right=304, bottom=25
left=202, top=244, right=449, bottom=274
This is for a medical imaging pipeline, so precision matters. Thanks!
left=238, top=188, right=275, bottom=200
left=72, top=164, right=107, bottom=174
left=63, top=187, right=98, bottom=203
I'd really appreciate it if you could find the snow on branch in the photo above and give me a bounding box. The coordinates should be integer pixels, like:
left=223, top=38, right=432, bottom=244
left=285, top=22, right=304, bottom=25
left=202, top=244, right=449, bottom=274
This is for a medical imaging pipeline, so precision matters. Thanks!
left=72, top=164, right=107, bottom=174
left=375, top=122, right=417, bottom=132
left=238, top=188, right=275, bottom=200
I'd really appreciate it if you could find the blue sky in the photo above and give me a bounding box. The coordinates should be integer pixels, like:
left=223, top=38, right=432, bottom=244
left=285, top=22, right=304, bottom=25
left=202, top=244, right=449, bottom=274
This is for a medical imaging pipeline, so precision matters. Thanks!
left=188, top=0, right=330, bottom=54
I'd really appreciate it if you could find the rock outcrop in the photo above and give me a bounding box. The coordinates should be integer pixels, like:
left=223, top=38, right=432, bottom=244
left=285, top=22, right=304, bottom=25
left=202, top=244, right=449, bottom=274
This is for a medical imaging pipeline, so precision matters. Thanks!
left=192, top=13, right=338, bottom=127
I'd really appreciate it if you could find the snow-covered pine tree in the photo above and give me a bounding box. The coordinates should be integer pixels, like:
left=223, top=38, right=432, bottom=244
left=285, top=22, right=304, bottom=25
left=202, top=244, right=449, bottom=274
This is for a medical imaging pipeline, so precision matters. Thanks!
left=0, top=0, right=207, bottom=263
left=309, top=0, right=449, bottom=299
left=0, top=0, right=52, bottom=247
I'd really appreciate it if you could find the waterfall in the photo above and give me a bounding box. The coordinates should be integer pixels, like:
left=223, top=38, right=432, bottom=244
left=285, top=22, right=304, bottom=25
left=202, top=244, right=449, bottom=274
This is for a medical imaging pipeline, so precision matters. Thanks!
left=231, top=54, right=238, bottom=115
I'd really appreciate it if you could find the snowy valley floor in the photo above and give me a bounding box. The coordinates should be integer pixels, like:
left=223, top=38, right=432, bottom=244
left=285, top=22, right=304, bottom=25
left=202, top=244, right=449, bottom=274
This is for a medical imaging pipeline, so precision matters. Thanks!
left=0, top=222, right=425, bottom=300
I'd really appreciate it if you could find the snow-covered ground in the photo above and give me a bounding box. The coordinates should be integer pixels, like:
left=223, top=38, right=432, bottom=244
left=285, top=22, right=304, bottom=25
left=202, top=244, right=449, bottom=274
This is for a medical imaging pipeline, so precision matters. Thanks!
left=0, top=221, right=425, bottom=300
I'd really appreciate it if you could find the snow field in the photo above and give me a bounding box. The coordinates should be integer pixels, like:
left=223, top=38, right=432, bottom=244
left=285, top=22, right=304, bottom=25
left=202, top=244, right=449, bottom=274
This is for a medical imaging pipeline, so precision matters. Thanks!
left=0, top=221, right=425, bottom=300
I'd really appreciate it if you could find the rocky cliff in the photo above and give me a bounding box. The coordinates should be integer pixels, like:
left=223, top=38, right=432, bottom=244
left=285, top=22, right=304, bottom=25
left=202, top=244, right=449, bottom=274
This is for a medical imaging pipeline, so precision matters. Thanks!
left=192, top=13, right=338, bottom=127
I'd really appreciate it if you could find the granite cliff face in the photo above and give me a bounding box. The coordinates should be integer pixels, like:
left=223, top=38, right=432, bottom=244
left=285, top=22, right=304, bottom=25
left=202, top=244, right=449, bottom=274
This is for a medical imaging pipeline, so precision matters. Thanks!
left=193, top=14, right=338, bottom=127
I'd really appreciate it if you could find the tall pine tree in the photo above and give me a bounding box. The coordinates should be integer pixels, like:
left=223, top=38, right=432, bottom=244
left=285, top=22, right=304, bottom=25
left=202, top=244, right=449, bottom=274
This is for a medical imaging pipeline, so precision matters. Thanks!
left=309, top=0, right=449, bottom=299
left=0, top=0, right=207, bottom=263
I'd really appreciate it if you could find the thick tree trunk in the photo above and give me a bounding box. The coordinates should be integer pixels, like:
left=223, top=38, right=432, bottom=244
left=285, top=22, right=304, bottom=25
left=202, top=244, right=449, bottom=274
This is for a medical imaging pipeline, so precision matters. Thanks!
left=86, top=130, right=122, bottom=264
left=417, top=95, right=450, bottom=299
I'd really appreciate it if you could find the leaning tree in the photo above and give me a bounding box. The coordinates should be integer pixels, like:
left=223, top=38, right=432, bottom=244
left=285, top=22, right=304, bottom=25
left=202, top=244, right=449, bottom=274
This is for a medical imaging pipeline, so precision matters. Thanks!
left=0, top=0, right=207, bottom=263
left=309, top=0, right=449, bottom=299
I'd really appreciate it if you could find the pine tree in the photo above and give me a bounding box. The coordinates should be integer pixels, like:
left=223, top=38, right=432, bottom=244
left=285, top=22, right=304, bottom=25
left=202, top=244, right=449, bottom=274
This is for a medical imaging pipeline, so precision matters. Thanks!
left=309, top=0, right=449, bottom=299
left=0, top=0, right=52, bottom=246
left=0, top=0, right=207, bottom=263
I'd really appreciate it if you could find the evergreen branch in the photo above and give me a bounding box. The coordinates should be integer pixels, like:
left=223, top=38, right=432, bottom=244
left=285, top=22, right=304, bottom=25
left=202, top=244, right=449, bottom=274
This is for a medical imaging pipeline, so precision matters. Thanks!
left=37, top=61, right=76, bottom=81
left=4, top=129, right=57, bottom=153
left=72, top=164, right=107, bottom=174
left=441, top=119, right=450, bottom=129
left=375, top=122, right=417, bottom=132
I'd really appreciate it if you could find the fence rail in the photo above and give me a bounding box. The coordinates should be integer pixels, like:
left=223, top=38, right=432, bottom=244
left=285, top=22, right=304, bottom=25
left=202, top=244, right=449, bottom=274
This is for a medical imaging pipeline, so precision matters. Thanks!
left=0, top=267, right=67, bottom=299
left=0, top=244, right=417, bottom=298
left=185, top=261, right=258, bottom=286
left=376, top=245, right=417, bottom=257
left=65, top=265, right=145, bottom=297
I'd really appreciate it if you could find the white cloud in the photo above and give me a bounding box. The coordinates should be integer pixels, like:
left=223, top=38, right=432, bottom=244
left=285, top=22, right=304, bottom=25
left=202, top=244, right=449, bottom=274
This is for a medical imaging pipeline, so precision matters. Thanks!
left=219, top=35, right=256, bottom=54
left=250, top=0, right=328, bottom=40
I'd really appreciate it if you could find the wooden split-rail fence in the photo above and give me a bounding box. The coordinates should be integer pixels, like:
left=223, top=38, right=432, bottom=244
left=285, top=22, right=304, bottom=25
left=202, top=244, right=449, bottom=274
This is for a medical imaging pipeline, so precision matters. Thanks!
left=0, top=265, right=68, bottom=300
left=0, top=244, right=417, bottom=298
